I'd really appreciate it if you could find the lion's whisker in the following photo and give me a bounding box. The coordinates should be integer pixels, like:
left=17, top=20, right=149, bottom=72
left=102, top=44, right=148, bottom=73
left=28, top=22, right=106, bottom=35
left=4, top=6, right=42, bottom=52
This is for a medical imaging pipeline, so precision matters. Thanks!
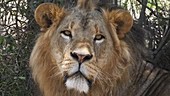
left=50, top=71, right=63, bottom=78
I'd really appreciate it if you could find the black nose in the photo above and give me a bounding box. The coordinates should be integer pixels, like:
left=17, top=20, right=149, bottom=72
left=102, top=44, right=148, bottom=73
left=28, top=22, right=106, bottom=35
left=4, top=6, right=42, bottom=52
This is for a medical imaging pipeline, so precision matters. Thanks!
left=70, top=52, right=93, bottom=63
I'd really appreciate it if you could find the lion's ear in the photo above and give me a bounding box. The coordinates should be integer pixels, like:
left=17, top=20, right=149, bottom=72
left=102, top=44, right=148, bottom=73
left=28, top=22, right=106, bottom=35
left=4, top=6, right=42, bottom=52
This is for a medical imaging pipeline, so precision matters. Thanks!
left=35, top=3, right=65, bottom=32
left=107, top=9, right=133, bottom=39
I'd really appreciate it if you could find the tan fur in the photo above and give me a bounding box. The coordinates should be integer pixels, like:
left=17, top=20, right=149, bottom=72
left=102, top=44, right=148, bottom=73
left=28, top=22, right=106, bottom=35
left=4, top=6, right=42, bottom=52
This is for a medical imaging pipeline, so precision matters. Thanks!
left=104, top=9, right=133, bottom=39
left=77, top=0, right=97, bottom=10
left=30, top=1, right=133, bottom=96
left=34, top=3, right=65, bottom=32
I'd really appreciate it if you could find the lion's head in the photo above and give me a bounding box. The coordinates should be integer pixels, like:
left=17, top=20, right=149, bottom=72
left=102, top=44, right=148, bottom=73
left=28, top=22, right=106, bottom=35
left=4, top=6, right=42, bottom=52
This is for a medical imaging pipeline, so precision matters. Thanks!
left=30, top=0, right=134, bottom=96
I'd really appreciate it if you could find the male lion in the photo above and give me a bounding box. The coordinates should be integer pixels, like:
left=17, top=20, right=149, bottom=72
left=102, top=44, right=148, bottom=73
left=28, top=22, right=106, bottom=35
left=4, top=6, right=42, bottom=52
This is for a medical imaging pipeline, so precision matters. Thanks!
left=30, top=0, right=141, bottom=96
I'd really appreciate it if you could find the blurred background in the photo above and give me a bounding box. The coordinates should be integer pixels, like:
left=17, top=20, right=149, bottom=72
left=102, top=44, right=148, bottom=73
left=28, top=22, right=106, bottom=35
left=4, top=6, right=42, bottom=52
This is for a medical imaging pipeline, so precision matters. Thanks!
left=0, top=0, right=169, bottom=96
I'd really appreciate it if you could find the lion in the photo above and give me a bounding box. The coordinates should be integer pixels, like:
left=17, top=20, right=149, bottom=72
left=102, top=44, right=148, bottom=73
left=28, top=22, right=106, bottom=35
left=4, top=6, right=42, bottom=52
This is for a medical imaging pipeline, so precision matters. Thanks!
left=29, top=0, right=139, bottom=96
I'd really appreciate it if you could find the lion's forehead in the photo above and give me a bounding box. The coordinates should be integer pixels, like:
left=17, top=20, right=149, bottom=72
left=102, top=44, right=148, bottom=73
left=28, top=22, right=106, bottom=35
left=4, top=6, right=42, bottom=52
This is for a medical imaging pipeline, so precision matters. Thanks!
left=60, top=9, right=107, bottom=32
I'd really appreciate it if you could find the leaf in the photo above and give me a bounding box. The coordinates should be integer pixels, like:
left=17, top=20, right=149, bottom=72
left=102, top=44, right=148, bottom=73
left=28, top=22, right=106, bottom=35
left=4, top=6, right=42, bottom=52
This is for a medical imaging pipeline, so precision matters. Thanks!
left=18, top=76, right=26, bottom=80
left=0, top=36, right=5, bottom=45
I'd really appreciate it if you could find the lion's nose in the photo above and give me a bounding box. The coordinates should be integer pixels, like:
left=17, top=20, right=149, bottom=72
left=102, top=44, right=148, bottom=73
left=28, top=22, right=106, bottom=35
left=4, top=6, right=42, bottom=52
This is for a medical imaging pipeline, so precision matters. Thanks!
left=70, top=52, right=93, bottom=63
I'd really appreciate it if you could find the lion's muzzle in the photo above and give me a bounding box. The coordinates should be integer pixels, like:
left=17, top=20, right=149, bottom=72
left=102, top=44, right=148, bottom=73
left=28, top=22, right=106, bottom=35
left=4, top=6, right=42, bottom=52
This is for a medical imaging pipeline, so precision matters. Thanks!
left=70, top=52, right=93, bottom=64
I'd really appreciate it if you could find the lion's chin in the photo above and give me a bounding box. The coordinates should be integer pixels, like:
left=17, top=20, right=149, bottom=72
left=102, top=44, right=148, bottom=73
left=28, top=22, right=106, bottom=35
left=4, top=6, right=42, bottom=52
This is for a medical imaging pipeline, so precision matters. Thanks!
left=64, top=72, right=92, bottom=93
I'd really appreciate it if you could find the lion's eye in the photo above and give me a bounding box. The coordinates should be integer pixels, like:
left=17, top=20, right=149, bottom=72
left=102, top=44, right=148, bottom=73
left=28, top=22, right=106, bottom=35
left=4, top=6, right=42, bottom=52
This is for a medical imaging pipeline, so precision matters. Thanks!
left=60, top=30, right=72, bottom=40
left=94, top=34, right=105, bottom=43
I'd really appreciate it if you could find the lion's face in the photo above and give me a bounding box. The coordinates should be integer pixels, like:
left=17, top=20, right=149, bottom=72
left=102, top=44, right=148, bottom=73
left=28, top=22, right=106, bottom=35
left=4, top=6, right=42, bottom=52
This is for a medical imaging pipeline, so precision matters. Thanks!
left=51, top=10, right=115, bottom=93
left=30, top=1, right=133, bottom=95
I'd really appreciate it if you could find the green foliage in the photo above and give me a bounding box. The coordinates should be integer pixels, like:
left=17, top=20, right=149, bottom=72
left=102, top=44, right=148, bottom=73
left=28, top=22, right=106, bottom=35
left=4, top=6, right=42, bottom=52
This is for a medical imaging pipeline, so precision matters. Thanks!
left=0, top=0, right=37, bottom=96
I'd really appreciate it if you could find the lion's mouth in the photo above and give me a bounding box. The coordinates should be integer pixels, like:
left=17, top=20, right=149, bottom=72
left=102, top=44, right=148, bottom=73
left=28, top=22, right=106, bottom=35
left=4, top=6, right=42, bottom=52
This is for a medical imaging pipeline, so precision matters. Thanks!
left=64, top=71, right=92, bottom=93
left=64, top=71, right=92, bottom=87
